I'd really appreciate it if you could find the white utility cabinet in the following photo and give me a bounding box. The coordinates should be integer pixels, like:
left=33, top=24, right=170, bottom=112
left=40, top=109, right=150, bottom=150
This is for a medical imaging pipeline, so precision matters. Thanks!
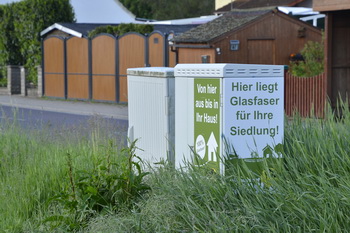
left=174, top=63, right=284, bottom=174
left=127, top=67, right=175, bottom=165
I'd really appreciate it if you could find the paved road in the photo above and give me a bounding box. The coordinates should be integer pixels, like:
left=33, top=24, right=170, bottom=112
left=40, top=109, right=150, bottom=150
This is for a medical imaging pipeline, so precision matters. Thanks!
left=0, top=95, right=128, bottom=120
left=0, top=95, right=129, bottom=142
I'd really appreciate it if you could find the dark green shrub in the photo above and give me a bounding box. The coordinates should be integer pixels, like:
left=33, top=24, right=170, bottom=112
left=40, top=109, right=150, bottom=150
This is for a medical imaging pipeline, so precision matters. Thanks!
left=289, top=40, right=324, bottom=77
left=88, top=23, right=154, bottom=38
left=0, top=77, right=7, bottom=87
left=44, top=140, right=150, bottom=231
left=0, top=66, right=6, bottom=85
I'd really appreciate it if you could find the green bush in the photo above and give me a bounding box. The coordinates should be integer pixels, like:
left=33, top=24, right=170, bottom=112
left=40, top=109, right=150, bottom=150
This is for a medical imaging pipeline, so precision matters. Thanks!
left=0, top=65, right=6, bottom=86
left=44, top=140, right=150, bottom=231
left=88, top=23, right=154, bottom=38
left=289, top=40, right=324, bottom=77
left=0, top=78, right=6, bottom=87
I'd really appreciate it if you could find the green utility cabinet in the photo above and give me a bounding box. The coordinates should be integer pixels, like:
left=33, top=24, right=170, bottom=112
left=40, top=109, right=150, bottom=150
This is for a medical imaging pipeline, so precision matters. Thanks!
left=174, top=64, right=284, bottom=174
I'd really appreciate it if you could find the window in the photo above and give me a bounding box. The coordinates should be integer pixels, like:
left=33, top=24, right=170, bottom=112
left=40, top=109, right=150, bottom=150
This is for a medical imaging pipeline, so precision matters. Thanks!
left=230, top=40, right=240, bottom=51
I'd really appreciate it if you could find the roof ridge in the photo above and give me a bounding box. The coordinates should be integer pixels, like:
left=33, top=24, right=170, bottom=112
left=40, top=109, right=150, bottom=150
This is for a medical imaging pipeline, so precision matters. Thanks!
left=227, top=6, right=277, bottom=12
left=215, top=0, right=306, bottom=12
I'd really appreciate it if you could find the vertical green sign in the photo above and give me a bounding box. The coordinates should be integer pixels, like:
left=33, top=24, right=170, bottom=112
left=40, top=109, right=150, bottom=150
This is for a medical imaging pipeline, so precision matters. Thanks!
left=194, top=78, right=221, bottom=172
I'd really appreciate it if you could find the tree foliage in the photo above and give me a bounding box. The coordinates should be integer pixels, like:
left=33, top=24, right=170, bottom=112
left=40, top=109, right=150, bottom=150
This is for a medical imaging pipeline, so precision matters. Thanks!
left=119, top=0, right=215, bottom=20
left=289, top=40, right=324, bottom=77
left=0, top=4, right=22, bottom=78
left=88, top=24, right=154, bottom=38
left=0, top=0, right=75, bottom=83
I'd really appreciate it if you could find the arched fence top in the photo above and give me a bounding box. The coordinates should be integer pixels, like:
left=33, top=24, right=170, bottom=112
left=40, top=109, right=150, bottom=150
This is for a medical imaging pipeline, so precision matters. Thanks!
left=91, top=33, right=117, bottom=40
left=43, top=35, right=65, bottom=42
left=43, top=30, right=175, bottom=43
left=118, top=31, right=147, bottom=40
left=148, top=30, right=167, bottom=38
left=66, top=35, right=89, bottom=42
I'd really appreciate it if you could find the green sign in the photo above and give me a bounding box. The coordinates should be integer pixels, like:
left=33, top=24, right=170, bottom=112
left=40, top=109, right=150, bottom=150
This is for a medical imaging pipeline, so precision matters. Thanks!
left=194, top=78, right=221, bottom=172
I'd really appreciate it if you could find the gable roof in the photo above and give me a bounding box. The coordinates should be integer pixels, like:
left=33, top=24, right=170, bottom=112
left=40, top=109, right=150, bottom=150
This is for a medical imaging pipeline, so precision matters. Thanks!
left=215, top=0, right=305, bottom=13
left=173, top=8, right=274, bottom=43
left=40, top=23, right=199, bottom=38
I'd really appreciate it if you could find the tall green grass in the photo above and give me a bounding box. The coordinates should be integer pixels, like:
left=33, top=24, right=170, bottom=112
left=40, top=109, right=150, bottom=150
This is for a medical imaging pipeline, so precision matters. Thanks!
left=86, top=105, right=350, bottom=232
left=2, top=103, right=350, bottom=232
left=0, top=115, right=127, bottom=232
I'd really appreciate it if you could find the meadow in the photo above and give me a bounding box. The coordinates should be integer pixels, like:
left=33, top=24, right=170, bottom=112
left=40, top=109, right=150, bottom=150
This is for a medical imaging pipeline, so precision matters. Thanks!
left=1, top=104, right=350, bottom=232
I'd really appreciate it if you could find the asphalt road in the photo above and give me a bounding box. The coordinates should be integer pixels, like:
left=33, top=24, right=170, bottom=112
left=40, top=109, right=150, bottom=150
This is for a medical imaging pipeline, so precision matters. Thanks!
left=0, top=105, right=128, bottom=144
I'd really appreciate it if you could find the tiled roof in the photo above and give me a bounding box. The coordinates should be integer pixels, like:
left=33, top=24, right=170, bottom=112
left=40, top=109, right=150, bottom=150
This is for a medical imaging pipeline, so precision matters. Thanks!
left=173, top=8, right=274, bottom=43
left=215, top=0, right=304, bottom=12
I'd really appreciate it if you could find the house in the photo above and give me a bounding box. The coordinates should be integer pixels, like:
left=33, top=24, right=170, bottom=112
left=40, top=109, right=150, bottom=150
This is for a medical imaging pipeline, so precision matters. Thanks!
left=313, top=1, right=350, bottom=106
left=215, top=0, right=313, bottom=12
left=172, top=8, right=322, bottom=65
left=215, top=0, right=324, bottom=28
left=277, top=7, right=324, bottom=28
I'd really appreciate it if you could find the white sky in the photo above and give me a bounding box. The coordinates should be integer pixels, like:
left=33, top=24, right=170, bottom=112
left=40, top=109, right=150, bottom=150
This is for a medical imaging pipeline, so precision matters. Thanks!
left=0, top=0, right=21, bottom=3
left=0, top=0, right=136, bottom=23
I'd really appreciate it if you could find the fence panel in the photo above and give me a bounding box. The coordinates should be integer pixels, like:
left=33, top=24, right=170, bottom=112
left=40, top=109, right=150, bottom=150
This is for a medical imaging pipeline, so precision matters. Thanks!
left=119, top=33, right=146, bottom=102
left=43, top=32, right=175, bottom=103
left=43, top=37, right=65, bottom=98
left=148, top=32, right=165, bottom=67
left=285, top=72, right=326, bottom=118
left=66, top=37, right=89, bottom=100
left=168, top=49, right=176, bottom=67
left=92, top=34, right=117, bottom=102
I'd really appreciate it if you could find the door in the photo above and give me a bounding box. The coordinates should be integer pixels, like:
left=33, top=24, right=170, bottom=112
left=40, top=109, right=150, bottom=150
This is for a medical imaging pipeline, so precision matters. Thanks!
left=247, top=39, right=275, bottom=65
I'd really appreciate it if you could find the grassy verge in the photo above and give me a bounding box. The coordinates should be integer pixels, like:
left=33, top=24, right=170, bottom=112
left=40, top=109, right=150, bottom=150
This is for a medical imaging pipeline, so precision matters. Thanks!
left=0, top=116, right=127, bottom=232
left=1, top=104, right=350, bottom=232
left=86, top=105, right=350, bottom=232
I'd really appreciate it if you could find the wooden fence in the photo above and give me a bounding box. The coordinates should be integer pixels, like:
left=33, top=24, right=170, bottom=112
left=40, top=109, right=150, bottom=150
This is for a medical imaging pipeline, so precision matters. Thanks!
left=42, top=32, right=176, bottom=103
left=43, top=34, right=327, bottom=116
left=284, top=72, right=326, bottom=118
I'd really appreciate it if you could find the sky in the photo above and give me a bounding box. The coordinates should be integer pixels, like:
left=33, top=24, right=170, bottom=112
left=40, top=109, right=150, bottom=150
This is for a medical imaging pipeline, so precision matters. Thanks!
left=0, top=0, right=21, bottom=3
left=0, top=0, right=137, bottom=23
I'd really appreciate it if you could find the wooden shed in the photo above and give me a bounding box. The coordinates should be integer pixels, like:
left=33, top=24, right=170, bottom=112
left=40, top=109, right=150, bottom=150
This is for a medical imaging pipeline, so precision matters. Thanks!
left=313, top=1, right=350, bottom=106
left=172, top=8, right=322, bottom=66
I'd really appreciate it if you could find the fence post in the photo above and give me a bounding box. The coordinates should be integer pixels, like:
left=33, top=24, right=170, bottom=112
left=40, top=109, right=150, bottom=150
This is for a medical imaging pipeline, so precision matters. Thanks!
left=37, top=65, right=43, bottom=97
left=7, top=65, right=21, bottom=95
left=20, top=66, right=27, bottom=96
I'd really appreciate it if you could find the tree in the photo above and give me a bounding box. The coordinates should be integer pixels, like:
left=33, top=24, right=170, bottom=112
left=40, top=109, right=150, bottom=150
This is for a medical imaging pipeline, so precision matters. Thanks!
left=119, top=0, right=214, bottom=20
left=0, top=0, right=75, bottom=83
left=0, top=4, right=22, bottom=78
left=119, top=0, right=152, bottom=19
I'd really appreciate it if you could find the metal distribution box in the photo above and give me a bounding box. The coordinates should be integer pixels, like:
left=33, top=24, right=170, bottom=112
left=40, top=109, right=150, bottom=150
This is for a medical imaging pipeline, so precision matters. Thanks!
left=127, top=67, right=175, bottom=166
left=174, top=63, right=284, bottom=174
